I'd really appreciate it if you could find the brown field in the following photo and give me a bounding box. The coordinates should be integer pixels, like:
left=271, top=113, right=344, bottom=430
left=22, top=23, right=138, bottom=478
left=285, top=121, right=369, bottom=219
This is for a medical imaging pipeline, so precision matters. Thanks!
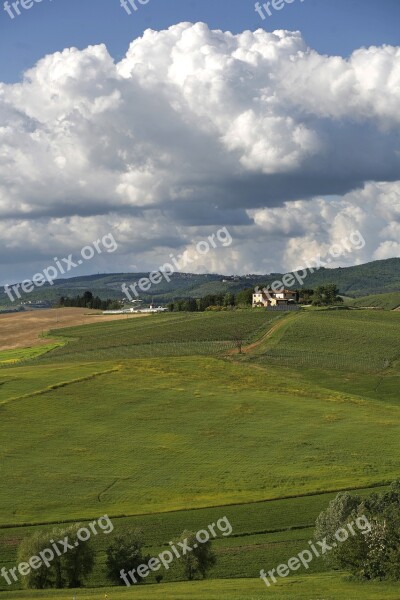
left=0, top=308, right=147, bottom=351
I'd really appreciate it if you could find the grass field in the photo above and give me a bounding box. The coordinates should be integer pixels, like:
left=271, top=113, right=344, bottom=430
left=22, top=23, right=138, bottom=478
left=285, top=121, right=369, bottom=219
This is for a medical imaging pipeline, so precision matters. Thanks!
left=0, top=483, right=387, bottom=591
left=250, top=310, right=400, bottom=371
left=2, top=353, right=400, bottom=524
left=36, top=311, right=279, bottom=361
left=6, top=574, right=400, bottom=600
left=1, top=308, right=399, bottom=598
left=0, top=343, right=63, bottom=365
left=346, top=291, right=400, bottom=310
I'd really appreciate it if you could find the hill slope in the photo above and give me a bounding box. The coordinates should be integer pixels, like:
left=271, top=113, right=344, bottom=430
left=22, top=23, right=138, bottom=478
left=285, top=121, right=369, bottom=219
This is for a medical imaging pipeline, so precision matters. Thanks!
left=1, top=258, right=400, bottom=306
left=346, top=292, right=400, bottom=310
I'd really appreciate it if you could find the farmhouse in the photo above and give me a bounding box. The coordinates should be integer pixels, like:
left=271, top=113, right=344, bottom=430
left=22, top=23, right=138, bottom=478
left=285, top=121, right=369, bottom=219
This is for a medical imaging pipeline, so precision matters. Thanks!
left=252, top=288, right=298, bottom=308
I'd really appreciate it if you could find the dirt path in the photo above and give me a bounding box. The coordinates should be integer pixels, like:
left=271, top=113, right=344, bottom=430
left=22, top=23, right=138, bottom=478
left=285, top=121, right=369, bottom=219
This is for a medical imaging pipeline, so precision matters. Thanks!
left=226, top=312, right=297, bottom=356
left=0, top=308, right=147, bottom=351
left=242, top=315, right=294, bottom=353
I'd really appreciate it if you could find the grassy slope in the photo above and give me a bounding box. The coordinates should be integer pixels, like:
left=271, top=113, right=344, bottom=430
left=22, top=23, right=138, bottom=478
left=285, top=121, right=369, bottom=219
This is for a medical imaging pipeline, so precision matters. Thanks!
left=2, top=351, right=400, bottom=524
left=1, top=309, right=400, bottom=598
left=250, top=310, right=400, bottom=371
left=1, top=258, right=400, bottom=306
left=0, top=485, right=386, bottom=591
left=346, top=291, right=400, bottom=310
left=0, top=343, right=63, bottom=365
left=33, top=311, right=280, bottom=362
left=7, top=575, right=400, bottom=600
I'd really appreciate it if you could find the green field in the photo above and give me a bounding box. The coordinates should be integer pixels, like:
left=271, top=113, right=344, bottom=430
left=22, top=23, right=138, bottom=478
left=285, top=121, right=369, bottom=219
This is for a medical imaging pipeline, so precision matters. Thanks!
left=346, top=291, right=400, bottom=310
left=251, top=310, right=400, bottom=371
left=35, top=311, right=278, bottom=362
left=6, top=575, right=400, bottom=600
left=1, top=308, right=400, bottom=598
left=0, top=343, right=63, bottom=366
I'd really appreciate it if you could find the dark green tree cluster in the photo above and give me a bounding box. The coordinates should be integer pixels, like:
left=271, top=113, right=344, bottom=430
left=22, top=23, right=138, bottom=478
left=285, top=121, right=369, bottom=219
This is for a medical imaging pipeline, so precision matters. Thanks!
left=175, top=530, right=216, bottom=581
left=106, top=528, right=216, bottom=585
left=311, top=284, right=343, bottom=306
left=19, top=525, right=217, bottom=590
left=299, top=289, right=315, bottom=303
left=105, top=528, right=149, bottom=584
left=168, top=290, right=252, bottom=312
left=315, top=480, right=400, bottom=580
left=167, top=298, right=199, bottom=312
left=167, top=283, right=344, bottom=311
left=59, top=291, right=121, bottom=311
left=17, top=525, right=94, bottom=589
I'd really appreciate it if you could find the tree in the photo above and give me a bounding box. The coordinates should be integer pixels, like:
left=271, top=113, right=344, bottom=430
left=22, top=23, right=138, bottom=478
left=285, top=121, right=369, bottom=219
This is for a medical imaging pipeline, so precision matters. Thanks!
left=106, top=529, right=147, bottom=585
left=312, top=284, right=342, bottom=306
left=324, top=283, right=342, bottom=305
left=223, top=292, right=235, bottom=307
left=311, top=286, right=324, bottom=306
left=198, top=294, right=225, bottom=311
left=17, top=532, right=53, bottom=589
left=314, top=491, right=361, bottom=568
left=299, top=289, right=314, bottom=304
left=315, top=480, right=400, bottom=580
left=233, top=333, right=245, bottom=354
left=176, top=531, right=216, bottom=581
left=181, top=298, right=198, bottom=312
left=83, top=291, right=93, bottom=306
left=61, top=525, right=95, bottom=588
left=17, top=524, right=95, bottom=589
left=235, top=288, right=253, bottom=306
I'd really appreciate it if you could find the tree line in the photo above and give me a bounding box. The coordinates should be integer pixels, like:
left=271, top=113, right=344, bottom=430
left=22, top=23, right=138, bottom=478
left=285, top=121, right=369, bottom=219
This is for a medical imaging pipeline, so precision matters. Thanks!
left=58, top=291, right=121, bottom=311
left=167, top=290, right=250, bottom=312
left=167, top=284, right=343, bottom=312
left=18, top=481, right=400, bottom=589
left=17, top=526, right=216, bottom=589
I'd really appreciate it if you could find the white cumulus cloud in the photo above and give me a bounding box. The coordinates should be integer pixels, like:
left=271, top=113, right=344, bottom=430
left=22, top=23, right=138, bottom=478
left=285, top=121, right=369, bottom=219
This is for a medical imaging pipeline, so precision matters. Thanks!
left=0, top=23, right=399, bottom=283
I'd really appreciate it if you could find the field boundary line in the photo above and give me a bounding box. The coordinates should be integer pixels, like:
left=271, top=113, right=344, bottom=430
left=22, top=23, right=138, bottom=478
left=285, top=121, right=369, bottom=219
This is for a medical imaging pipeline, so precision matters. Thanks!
left=0, top=481, right=389, bottom=530
left=0, top=366, right=121, bottom=407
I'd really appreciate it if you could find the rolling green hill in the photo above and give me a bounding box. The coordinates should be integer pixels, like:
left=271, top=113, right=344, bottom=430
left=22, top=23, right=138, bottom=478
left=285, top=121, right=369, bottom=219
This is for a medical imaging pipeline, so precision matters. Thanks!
left=1, top=257, right=400, bottom=306
left=250, top=310, right=400, bottom=371
left=1, top=308, right=400, bottom=598
left=346, top=291, right=400, bottom=310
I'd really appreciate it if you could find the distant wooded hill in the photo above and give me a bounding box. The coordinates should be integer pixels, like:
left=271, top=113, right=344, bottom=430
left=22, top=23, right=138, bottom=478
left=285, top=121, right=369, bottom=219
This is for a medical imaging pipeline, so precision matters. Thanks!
left=1, top=257, right=399, bottom=306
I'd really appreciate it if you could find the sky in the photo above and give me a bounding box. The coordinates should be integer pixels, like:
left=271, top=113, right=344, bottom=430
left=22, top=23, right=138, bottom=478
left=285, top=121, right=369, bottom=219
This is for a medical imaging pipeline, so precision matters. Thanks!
left=0, top=0, right=399, bottom=285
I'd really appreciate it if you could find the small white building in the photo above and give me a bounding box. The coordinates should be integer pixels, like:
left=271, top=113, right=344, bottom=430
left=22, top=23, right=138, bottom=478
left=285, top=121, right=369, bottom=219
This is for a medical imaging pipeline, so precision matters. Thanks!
left=103, top=306, right=168, bottom=315
left=252, top=289, right=297, bottom=308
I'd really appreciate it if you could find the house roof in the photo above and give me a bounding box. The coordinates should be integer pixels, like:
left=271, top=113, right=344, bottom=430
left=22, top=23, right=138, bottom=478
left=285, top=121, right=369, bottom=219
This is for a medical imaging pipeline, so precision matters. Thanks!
left=253, top=289, right=297, bottom=294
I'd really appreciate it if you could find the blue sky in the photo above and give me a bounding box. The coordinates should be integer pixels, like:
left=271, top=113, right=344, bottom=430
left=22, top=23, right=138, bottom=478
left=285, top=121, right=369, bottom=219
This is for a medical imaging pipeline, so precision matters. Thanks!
left=1, top=0, right=400, bottom=83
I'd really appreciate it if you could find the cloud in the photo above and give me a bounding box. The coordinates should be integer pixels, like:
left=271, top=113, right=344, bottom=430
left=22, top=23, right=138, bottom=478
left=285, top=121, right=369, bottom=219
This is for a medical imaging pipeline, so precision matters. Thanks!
left=0, top=23, right=399, bottom=283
